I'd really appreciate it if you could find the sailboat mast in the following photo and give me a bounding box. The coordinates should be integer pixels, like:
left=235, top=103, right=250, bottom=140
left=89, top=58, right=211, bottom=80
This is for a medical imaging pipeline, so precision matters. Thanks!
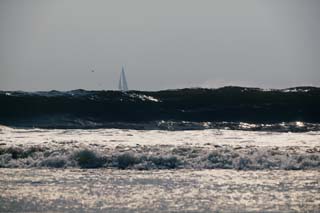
left=119, top=65, right=128, bottom=91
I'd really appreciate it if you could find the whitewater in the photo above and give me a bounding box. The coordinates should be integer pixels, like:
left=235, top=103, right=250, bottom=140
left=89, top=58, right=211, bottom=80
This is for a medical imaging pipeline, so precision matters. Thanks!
left=0, top=126, right=319, bottom=169
left=0, top=125, right=319, bottom=212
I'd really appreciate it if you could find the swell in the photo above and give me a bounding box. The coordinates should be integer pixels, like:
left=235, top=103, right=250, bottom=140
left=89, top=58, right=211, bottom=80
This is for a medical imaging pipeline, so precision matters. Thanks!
left=0, top=86, right=319, bottom=130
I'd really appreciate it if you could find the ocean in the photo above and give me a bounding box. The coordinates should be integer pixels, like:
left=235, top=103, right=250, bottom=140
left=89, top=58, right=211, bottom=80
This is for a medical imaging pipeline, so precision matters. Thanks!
left=0, top=87, right=319, bottom=212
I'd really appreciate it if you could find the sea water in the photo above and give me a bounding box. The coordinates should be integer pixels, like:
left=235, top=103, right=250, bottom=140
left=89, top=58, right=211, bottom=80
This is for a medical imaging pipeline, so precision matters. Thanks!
left=0, top=87, right=319, bottom=211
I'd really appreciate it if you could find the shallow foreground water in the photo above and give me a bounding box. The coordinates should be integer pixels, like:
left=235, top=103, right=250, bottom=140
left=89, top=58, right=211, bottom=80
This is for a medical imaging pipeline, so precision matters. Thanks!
left=1, top=169, right=319, bottom=212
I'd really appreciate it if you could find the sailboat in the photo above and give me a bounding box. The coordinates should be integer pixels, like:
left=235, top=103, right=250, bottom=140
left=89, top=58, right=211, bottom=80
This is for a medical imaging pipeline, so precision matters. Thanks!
left=118, top=65, right=128, bottom=91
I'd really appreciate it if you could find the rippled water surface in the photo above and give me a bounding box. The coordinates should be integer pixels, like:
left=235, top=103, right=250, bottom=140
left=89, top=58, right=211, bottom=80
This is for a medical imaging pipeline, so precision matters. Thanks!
left=1, top=169, right=319, bottom=212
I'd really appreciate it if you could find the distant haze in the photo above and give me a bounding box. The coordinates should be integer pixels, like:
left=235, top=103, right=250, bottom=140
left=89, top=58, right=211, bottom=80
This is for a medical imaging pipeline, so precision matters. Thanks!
left=0, top=0, right=319, bottom=91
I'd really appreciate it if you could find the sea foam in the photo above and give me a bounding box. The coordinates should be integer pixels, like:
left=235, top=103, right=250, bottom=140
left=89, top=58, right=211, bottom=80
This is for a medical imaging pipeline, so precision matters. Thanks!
left=1, top=144, right=319, bottom=170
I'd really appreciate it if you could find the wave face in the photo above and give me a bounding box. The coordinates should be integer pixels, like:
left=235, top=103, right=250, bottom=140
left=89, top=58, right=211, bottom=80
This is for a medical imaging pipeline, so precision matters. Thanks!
left=0, top=86, right=320, bottom=131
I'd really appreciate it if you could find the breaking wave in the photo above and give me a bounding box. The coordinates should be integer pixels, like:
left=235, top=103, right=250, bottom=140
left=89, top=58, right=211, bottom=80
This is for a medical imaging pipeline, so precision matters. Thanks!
left=0, top=86, right=320, bottom=131
left=0, top=145, right=319, bottom=170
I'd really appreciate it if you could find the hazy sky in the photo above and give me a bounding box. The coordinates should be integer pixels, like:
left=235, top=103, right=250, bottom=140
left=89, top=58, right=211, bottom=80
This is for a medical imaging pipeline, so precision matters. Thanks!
left=0, top=0, right=319, bottom=91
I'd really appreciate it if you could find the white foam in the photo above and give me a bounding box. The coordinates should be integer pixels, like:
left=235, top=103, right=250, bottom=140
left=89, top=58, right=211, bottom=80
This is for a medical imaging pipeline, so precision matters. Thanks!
left=129, top=93, right=161, bottom=102
left=1, top=128, right=319, bottom=148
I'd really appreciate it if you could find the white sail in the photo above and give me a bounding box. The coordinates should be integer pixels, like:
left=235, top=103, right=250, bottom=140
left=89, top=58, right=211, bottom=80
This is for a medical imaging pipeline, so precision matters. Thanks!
left=118, top=65, right=128, bottom=91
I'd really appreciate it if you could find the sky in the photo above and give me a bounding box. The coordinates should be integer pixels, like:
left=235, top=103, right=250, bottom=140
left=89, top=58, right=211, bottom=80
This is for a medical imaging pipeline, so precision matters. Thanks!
left=0, top=0, right=319, bottom=91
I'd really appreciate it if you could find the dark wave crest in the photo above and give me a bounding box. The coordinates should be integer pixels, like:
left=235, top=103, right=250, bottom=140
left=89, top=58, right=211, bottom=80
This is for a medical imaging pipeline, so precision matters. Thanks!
left=0, top=86, right=319, bottom=131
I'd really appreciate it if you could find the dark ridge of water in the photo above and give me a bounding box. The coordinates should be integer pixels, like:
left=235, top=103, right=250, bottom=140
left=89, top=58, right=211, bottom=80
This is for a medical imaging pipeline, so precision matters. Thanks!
left=0, top=86, right=319, bottom=130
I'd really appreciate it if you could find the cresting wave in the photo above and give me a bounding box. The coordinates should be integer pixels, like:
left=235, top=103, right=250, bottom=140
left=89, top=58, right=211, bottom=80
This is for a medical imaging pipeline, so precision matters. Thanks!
left=0, top=86, right=319, bottom=131
left=0, top=145, right=319, bottom=170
